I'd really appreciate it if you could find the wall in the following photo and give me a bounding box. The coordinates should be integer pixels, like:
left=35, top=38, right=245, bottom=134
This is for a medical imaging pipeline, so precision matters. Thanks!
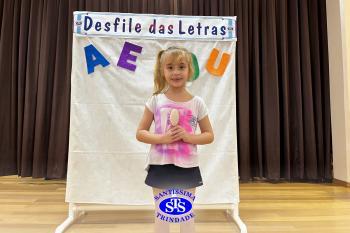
left=326, top=0, right=350, bottom=183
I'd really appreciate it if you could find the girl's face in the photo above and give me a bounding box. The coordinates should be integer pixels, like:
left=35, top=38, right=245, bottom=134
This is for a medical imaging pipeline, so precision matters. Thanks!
left=163, top=55, right=190, bottom=89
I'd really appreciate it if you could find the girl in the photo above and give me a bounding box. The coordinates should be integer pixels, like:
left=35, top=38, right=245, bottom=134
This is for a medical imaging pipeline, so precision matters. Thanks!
left=136, top=46, right=214, bottom=233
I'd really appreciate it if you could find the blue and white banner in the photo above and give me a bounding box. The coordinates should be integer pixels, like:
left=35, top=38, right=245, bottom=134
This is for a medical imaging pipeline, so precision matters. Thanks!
left=74, top=11, right=236, bottom=40
left=66, top=12, right=238, bottom=205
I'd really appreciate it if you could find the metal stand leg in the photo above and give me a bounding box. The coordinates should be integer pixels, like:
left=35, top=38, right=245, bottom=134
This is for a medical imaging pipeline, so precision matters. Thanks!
left=226, top=204, right=247, bottom=233
left=55, top=203, right=246, bottom=233
left=55, top=203, right=85, bottom=233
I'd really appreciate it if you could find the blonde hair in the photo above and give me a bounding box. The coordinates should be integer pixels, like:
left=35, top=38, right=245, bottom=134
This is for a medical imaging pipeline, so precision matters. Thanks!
left=153, top=46, right=194, bottom=95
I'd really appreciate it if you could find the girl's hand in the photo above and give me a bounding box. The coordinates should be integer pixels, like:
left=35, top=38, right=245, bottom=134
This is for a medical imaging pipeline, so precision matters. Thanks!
left=161, top=125, right=190, bottom=144
left=172, top=125, right=191, bottom=143
left=161, top=125, right=191, bottom=144
left=160, top=129, right=177, bottom=144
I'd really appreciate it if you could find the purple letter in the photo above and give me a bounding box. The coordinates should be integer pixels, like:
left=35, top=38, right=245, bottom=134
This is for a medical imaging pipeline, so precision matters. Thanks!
left=117, top=41, right=143, bottom=71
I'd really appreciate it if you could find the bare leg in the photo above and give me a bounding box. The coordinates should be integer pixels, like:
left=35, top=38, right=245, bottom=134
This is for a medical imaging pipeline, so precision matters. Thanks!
left=153, top=188, right=170, bottom=233
left=180, top=188, right=196, bottom=233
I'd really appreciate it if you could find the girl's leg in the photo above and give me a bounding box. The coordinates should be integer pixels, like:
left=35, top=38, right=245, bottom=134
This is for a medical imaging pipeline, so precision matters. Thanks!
left=180, top=188, right=196, bottom=233
left=153, top=188, right=170, bottom=233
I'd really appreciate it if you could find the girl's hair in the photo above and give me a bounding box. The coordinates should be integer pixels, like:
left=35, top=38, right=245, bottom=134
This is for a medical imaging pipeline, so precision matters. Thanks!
left=153, top=46, right=194, bottom=95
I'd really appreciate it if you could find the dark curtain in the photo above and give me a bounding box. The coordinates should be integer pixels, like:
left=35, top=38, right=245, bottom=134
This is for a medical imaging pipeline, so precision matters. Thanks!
left=0, top=0, right=332, bottom=181
left=180, top=0, right=332, bottom=181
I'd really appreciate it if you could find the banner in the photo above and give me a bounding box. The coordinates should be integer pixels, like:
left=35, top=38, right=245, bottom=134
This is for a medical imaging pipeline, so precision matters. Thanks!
left=66, top=11, right=238, bottom=205
left=74, top=11, right=236, bottom=40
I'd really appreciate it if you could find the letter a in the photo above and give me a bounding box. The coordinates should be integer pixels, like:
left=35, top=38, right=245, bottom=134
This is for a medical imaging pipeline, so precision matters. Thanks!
left=84, top=44, right=110, bottom=74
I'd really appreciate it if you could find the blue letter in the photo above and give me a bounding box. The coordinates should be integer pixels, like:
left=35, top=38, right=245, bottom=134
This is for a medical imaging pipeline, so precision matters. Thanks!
left=84, top=16, right=93, bottom=31
left=179, top=20, right=185, bottom=35
left=84, top=44, right=110, bottom=74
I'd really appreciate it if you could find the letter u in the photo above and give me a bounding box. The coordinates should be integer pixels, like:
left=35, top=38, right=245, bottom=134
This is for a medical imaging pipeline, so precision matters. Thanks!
left=205, top=48, right=231, bottom=77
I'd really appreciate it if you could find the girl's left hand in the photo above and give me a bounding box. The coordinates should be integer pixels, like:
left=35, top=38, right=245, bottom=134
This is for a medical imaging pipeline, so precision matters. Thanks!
left=170, top=125, right=191, bottom=143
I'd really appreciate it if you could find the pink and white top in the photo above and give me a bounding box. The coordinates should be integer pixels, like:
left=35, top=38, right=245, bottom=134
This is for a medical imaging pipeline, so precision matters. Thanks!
left=144, top=93, right=208, bottom=171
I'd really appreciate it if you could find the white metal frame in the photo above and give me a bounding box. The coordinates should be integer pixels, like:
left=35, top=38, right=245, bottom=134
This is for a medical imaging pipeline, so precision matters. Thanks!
left=55, top=202, right=247, bottom=233
left=62, top=3, right=245, bottom=231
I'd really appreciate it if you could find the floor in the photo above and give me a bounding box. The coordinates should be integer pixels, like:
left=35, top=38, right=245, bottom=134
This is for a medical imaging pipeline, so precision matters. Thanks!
left=0, top=176, right=350, bottom=233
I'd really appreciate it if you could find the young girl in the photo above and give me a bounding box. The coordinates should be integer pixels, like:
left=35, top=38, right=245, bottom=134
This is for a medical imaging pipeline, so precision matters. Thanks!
left=136, top=46, right=214, bottom=233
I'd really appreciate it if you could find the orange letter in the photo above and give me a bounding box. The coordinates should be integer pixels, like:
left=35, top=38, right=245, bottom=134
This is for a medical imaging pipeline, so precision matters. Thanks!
left=205, top=48, right=231, bottom=77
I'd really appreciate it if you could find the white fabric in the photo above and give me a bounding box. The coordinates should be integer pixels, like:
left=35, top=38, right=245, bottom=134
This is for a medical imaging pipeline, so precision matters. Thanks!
left=66, top=13, right=238, bottom=205
left=144, top=94, right=209, bottom=171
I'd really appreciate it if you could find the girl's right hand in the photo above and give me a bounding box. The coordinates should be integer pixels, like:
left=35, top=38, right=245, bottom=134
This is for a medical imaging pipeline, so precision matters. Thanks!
left=160, top=126, right=182, bottom=144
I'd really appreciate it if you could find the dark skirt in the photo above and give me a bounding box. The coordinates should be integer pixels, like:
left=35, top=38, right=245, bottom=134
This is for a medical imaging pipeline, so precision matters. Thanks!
left=145, top=164, right=203, bottom=189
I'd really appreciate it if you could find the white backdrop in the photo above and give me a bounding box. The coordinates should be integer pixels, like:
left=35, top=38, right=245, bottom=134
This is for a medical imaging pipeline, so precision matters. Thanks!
left=66, top=12, right=238, bottom=205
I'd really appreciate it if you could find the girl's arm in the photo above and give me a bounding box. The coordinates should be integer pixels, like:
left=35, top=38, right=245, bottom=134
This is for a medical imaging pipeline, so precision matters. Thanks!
left=136, top=107, right=162, bottom=144
left=136, top=107, right=180, bottom=144
left=172, top=115, right=214, bottom=145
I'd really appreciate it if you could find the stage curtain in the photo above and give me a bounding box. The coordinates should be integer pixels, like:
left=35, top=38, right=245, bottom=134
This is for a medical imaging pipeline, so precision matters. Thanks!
left=0, top=0, right=332, bottom=181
